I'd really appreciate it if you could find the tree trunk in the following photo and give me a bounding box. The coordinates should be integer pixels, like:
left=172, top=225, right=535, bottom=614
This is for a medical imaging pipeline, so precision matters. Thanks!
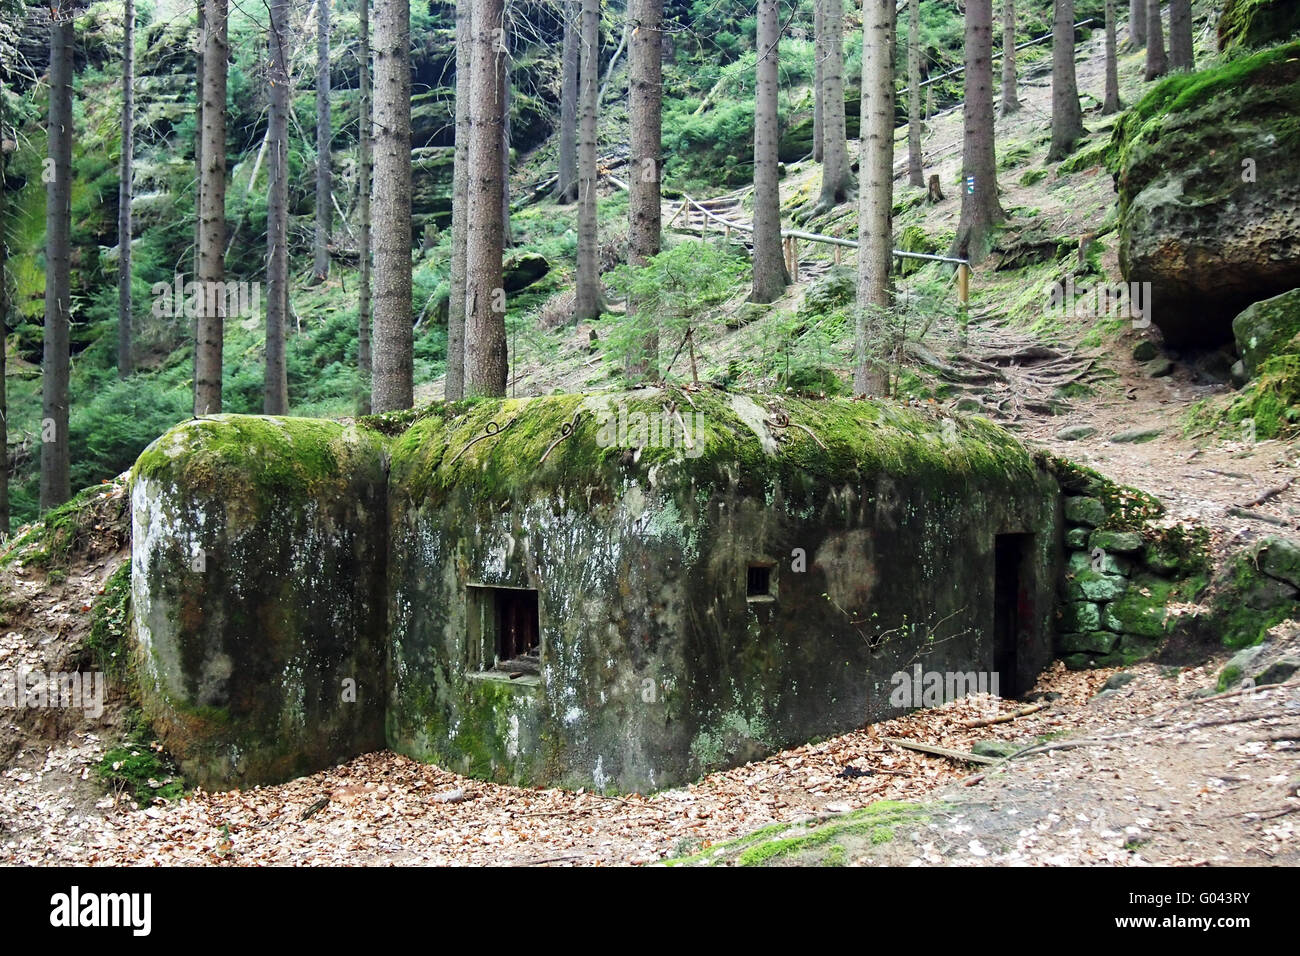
left=465, top=0, right=507, bottom=395
left=751, top=0, right=788, bottom=304
left=445, top=0, right=471, bottom=399
left=1000, top=0, right=1020, bottom=115
left=500, top=48, right=512, bottom=248
left=1102, top=0, right=1122, bottom=113
left=1168, top=0, right=1193, bottom=71
left=194, top=0, right=204, bottom=279
left=855, top=0, right=893, bottom=398
left=907, top=0, right=924, bottom=185
left=265, top=0, right=290, bottom=414
left=815, top=0, right=851, bottom=213
left=194, top=0, right=228, bottom=416
left=1, top=89, right=11, bottom=534
left=553, top=0, right=579, bottom=203
left=573, top=0, right=603, bottom=320
left=371, top=0, right=413, bottom=411
left=812, top=0, right=824, bottom=163
left=1129, top=0, right=1146, bottom=48
left=1047, top=0, right=1084, bottom=162
left=356, top=0, right=372, bottom=413
left=118, top=0, right=134, bottom=378
left=42, top=4, right=76, bottom=508
left=1144, top=0, right=1167, bottom=80
left=313, top=0, right=332, bottom=282
left=627, top=0, right=663, bottom=382
left=949, top=0, right=1004, bottom=264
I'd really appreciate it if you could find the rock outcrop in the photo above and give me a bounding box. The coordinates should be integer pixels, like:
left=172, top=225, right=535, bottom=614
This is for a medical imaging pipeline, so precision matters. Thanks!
left=1113, top=41, right=1300, bottom=347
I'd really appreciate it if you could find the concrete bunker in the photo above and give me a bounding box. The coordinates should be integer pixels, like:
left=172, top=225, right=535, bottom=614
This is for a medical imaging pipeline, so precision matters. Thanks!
left=129, top=391, right=1063, bottom=793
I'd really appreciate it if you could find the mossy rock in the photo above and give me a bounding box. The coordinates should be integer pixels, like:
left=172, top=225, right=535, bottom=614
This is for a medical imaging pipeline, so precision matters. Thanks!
left=1225, top=353, right=1300, bottom=439
left=1101, top=575, right=1177, bottom=638
left=1218, top=0, right=1300, bottom=52
left=1064, top=496, right=1107, bottom=528
left=1060, top=601, right=1102, bottom=632
left=1232, top=288, right=1300, bottom=378
left=798, top=265, right=856, bottom=318
left=503, top=251, right=551, bottom=293
left=1060, top=630, right=1120, bottom=654
left=1090, top=529, right=1145, bottom=554
left=1111, top=41, right=1300, bottom=347
left=1062, top=570, right=1128, bottom=603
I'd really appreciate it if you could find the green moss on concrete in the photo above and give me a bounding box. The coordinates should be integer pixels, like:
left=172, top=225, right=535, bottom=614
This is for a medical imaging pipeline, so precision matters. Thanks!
left=132, top=415, right=390, bottom=514
left=390, top=391, right=1042, bottom=511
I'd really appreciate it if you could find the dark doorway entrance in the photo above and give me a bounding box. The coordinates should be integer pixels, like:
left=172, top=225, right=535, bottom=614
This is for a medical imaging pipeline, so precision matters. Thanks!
left=994, top=534, right=1031, bottom=698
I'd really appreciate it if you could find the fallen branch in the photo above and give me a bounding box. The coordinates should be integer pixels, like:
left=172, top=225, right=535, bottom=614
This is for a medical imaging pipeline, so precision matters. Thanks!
left=1239, top=476, right=1295, bottom=508
left=960, top=701, right=1048, bottom=729
left=881, top=736, right=998, bottom=765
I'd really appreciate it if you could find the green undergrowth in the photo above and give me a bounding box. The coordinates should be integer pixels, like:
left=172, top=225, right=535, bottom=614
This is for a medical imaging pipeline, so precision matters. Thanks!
left=0, top=482, right=127, bottom=570
left=664, top=801, right=932, bottom=866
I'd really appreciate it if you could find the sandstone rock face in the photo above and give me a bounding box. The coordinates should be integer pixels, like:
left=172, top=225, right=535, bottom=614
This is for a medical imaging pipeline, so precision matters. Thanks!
left=1114, top=42, right=1300, bottom=347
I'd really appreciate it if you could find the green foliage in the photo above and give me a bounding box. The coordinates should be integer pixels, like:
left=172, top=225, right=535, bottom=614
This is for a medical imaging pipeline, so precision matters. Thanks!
left=603, top=240, right=746, bottom=382
left=97, top=727, right=184, bottom=806
left=84, top=562, right=131, bottom=681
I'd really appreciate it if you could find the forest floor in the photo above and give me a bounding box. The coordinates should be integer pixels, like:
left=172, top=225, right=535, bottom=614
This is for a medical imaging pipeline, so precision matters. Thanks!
left=1, top=30, right=1297, bottom=865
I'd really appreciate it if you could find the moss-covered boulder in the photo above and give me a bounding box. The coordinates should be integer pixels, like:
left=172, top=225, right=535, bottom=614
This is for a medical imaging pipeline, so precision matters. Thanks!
left=129, top=416, right=390, bottom=790
left=1233, top=288, right=1300, bottom=378
left=799, top=265, right=856, bottom=318
left=1112, top=41, right=1300, bottom=347
left=1218, top=0, right=1300, bottom=52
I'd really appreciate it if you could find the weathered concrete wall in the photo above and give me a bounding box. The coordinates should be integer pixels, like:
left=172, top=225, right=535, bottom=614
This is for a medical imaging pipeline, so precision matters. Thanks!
left=129, top=416, right=389, bottom=790
left=386, top=392, right=1061, bottom=792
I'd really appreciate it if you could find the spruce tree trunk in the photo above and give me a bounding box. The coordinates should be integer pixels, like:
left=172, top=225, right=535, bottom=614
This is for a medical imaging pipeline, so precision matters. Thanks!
left=1, top=91, right=10, bottom=534
left=1047, top=0, right=1084, bottom=162
left=313, top=0, right=332, bottom=282
left=371, top=0, right=413, bottom=411
left=118, top=0, right=134, bottom=378
left=42, top=4, right=76, bottom=508
left=265, top=0, right=290, bottom=415
left=1144, top=0, right=1167, bottom=80
left=750, top=0, right=788, bottom=304
left=627, top=0, right=663, bottom=382
left=465, top=0, right=507, bottom=395
left=907, top=0, right=924, bottom=186
left=1000, top=0, right=1020, bottom=115
left=1168, top=0, right=1193, bottom=71
left=553, top=0, right=579, bottom=203
left=815, top=0, right=851, bottom=213
left=812, top=0, right=824, bottom=163
left=1102, top=0, right=1122, bottom=114
left=445, top=0, right=471, bottom=399
left=1129, top=0, right=1146, bottom=48
left=949, top=0, right=1004, bottom=264
left=194, top=0, right=228, bottom=416
left=356, top=0, right=372, bottom=413
left=855, top=0, right=893, bottom=398
left=573, top=0, right=603, bottom=320
left=500, top=49, right=512, bottom=248
left=194, top=0, right=204, bottom=280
